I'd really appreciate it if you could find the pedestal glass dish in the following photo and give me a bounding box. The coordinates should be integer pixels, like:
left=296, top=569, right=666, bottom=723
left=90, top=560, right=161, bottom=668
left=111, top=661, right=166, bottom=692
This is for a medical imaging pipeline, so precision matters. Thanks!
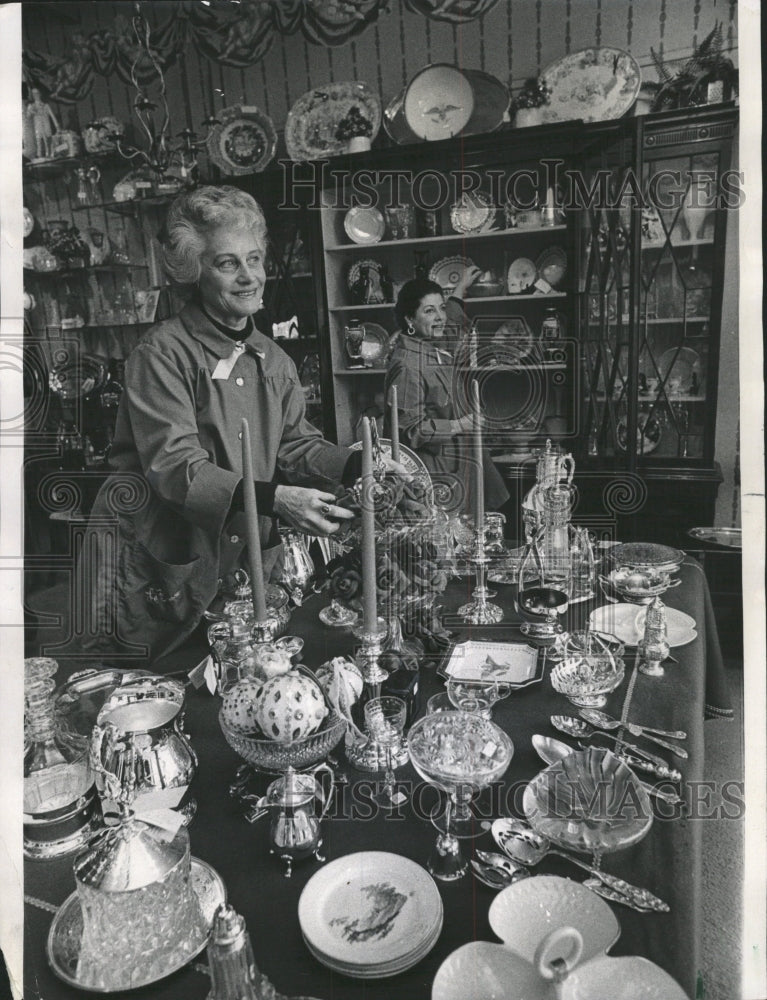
left=408, top=711, right=513, bottom=880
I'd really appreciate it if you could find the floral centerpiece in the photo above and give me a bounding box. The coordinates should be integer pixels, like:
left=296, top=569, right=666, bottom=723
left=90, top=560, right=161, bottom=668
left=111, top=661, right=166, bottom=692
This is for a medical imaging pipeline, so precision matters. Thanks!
left=511, top=77, right=551, bottom=127
left=335, top=105, right=374, bottom=151
left=320, top=472, right=452, bottom=669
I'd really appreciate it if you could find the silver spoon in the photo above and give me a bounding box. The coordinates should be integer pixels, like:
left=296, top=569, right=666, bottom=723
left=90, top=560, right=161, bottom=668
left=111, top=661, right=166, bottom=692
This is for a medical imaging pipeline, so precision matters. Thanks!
left=532, top=734, right=683, bottom=807
left=551, top=715, right=671, bottom=770
left=470, top=860, right=518, bottom=889
left=579, top=708, right=686, bottom=740
left=491, top=818, right=670, bottom=913
left=476, top=850, right=530, bottom=882
left=579, top=709, right=688, bottom=758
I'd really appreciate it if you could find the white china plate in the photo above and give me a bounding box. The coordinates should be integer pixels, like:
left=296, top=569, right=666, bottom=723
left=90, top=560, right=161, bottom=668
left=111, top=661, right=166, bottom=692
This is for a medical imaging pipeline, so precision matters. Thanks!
left=657, top=346, right=701, bottom=393
left=432, top=940, right=553, bottom=1000
left=344, top=206, right=385, bottom=244
left=490, top=317, right=535, bottom=363
left=540, top=47, right=642, bottom=123
left=588, top=604, right=697, bottom=647
left=298, top=852, right=442, bottom=968
left=560, top=954, right=690, bottom=999
left=285, top=81, right=381, bottom=161
left=404, top=64, right=474, bottom=141
left=450, top=191, right=494, bottom=233
left=429, top=255, right=476, bottom=293
left=535, top=246, right=567, bottom=288
left=507, top=257, right=537, bottom=294
left=47, top=858, right=225, bottom=992
left=205, top=104, right=277, bottom=175
left=384, top=69, right=509, bottom=145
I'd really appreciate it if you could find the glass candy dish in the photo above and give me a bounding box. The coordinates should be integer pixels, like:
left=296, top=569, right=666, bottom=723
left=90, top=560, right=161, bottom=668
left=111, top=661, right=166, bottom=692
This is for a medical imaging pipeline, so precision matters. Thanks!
left=408, top=711, right=513, bottom=880
left=523, top=748, right=652, bottom=869
left=549, top=630, right=625, bottom=708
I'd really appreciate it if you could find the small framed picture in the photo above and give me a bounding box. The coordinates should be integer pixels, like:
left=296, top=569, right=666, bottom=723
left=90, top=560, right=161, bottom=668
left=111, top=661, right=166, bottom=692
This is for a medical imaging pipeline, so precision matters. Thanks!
left=134, top=287, right=161, bottom=324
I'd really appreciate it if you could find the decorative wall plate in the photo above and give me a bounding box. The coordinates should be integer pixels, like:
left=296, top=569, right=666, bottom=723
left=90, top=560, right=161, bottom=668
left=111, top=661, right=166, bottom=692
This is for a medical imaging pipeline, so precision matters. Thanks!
left=403, top=64, right=474, bottom=141
left=450, top=191, right=494, bottom=233
left=491, top=317, right=535, bottom=363
left=616, top=412, right=662, bottom=454
left=344, top=206, right=385, bottom=244
left=429, top=255, right=476, bottom=293
left=507, top=257, right=537, bottom=293
left=23, top=206, right=35, bottom=237
left=285, top=82, right=381, bottom=162
left=356, top=321, right=390, bottom=367
left=657, top=346, right=701, bottom=393
left=540, top=47, right=642, bottom=123
left=535, top=246, right=568, bottom=288
left=346, top=257, right=385, bottom=290
left=206, top=105, right=277, bottom=175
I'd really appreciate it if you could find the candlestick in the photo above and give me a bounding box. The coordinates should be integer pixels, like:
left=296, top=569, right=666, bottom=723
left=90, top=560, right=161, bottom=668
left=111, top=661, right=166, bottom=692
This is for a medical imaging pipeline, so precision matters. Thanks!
left=472, top=379, right=484, bottom=536
left=240, top=419, right=268, bottom=622
left=542, top=186, right=556, bottom=226
left=389, top=386, right=400, bottom=464
left=360, top=417, right=378, bottom=633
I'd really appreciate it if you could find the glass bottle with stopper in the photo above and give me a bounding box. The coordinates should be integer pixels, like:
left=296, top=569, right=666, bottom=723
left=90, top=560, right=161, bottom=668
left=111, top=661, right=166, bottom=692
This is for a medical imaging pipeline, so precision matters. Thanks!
left=521, top=438, right=574, bottom=542
left=24, top=657, right=99, bottom=859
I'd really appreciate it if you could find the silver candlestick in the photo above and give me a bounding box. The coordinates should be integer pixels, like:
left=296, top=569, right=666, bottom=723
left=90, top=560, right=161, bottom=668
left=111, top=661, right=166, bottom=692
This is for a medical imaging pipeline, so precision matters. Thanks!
left=344, top=620, right=408, bottom=772
left=457, top=528, right=503, bottom=624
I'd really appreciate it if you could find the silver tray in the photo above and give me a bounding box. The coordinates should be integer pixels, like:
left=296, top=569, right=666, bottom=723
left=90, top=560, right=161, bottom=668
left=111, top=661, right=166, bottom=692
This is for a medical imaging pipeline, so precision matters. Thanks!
left=47, top=858, right=225, bottom=992
left=688, top=526, right=742, bottom=549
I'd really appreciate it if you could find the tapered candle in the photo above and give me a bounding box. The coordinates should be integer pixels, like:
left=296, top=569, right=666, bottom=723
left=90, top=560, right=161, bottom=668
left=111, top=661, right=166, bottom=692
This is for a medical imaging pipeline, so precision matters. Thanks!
left=360, top=417, right=378, bottom=633
left=240, top=418, right=268, bottom=622
left=389, top=386, right=400, bottom=463
left=472, top=379, right=484, bottom=536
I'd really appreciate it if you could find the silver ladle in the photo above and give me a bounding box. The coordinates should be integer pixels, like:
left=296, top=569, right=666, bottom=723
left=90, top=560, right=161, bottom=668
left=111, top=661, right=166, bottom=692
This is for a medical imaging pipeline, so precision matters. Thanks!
left=471, top=851, right=529, bottom=889
left=550, top=715, right=671, bottom=771
left=491, top=818, right=670, bottom=913
left=578, top=709, right=688, bottom=759
left=531, top=734, right=683, bottom=807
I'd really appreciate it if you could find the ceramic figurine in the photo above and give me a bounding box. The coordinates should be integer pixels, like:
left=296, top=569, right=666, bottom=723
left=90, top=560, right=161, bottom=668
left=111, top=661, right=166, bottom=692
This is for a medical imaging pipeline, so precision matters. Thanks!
left=26, top=88, right=59, bottom=160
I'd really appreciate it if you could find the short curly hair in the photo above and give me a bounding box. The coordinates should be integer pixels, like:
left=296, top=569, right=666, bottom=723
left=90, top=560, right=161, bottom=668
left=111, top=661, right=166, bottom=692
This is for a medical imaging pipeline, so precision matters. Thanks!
left=162, top=185, right=267, bottom=285
left=395, top=278, right=444, bottom=332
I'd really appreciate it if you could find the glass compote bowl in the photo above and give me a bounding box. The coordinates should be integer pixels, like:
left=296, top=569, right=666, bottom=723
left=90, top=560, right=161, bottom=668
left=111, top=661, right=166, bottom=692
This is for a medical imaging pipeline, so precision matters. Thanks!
left=522, top=747, right=652, bottom=871
left=408, top=711, right=514, bottom=881
left=446, top=678, right=505, bottom=720
left=364, top=696, right=408, bottom=810
left=549, top=630, right=626, bottom=708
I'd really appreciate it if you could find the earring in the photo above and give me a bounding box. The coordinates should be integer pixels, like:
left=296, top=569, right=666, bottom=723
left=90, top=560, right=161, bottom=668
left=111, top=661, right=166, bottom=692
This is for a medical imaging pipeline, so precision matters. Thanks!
left=406, top=320, right=415, bottom=335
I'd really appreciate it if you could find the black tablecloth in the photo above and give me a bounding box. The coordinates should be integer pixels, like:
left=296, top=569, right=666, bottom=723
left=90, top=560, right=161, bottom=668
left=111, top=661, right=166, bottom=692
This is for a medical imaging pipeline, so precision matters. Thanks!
left=24, top=561, right=730, bottom=1000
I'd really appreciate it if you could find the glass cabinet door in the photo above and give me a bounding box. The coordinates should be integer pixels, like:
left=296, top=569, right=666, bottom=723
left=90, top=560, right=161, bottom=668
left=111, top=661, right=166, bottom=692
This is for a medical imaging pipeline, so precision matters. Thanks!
left=579, top=155, right=636, bottom=462
left=638, top=149, right=721, bottom=463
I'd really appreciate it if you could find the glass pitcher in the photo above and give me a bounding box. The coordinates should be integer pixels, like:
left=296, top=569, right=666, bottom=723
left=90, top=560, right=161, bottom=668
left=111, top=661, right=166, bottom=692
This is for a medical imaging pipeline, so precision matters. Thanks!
left=279, top=528, right=315, bottom=606
left=521, top=439, right=575, bottom=541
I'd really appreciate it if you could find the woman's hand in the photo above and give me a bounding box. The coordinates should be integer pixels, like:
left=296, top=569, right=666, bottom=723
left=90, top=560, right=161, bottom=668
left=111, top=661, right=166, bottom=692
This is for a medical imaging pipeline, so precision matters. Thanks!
left=273, top=486, right=356, bottom=536
left=451, top=264, right=482, bottom=300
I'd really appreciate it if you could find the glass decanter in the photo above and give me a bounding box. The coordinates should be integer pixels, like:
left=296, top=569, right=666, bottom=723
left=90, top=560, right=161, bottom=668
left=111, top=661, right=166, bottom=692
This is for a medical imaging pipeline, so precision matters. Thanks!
left=521, top=439, right=574, bottom=542
left=24, top=657, right=98, bottom=859
left=537, top=484, right=572, bottom=595
left=279, top=527, right=315, bottom=606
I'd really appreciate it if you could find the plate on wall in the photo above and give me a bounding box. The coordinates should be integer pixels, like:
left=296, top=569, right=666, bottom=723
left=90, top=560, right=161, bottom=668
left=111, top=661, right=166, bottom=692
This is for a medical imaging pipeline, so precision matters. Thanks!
left=344, top=206, right=385, bottom=245
left=403, top=64, right=475, bottom=141
left=285, top=81, right=381, bottom=162
left=507, top=257, right=537, bottom=294
left=540, top=47, right=642, bottom=123
left=450, top=191, right=495, bottom=233
left=205, top=105, right=277, bottom=175
left=429, top=255, right=476, bottom=293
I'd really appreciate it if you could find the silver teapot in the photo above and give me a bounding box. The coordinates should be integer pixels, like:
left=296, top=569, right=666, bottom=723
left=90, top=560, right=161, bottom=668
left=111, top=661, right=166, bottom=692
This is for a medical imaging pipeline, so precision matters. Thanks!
left=91, top=676, right=197, bottom=821
left=279, top=528, right=315, bottom=606
left=256, top=764, right=335, bottom=878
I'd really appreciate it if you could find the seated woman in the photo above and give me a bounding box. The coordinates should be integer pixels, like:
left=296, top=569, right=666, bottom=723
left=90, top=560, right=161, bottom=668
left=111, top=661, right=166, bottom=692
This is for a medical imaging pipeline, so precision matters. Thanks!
left=384, top=277, right=509, bottom=517
left=79, top=185, right=399, bottom=665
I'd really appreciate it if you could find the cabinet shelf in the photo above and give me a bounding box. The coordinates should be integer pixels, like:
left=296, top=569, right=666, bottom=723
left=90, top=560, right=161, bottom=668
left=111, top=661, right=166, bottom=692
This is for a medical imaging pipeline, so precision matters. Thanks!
left=72, top=196, right=174, bottom=215
left=330, top=291, right=567, bottom=311
left=335, top=368, right=387, bottom=375
left=325, top=224, right=566, bottom=252
left=25, top=263, right=148, bottom=279
left=265, top=272, right=312, bottom=281
left=641, top=236, right=715, bottom=250
left=461, top=363, right=567, bottom=372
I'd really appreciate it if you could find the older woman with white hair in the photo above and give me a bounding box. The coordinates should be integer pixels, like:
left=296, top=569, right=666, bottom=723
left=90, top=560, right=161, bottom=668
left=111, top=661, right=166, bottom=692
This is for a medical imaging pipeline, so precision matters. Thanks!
left=79, top=185, right=389, bottom=665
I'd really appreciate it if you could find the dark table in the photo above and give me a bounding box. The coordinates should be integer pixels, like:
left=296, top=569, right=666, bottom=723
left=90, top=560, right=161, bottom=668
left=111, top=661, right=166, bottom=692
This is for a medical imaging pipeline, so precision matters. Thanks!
left=24, top=560, right=730, bottom=1000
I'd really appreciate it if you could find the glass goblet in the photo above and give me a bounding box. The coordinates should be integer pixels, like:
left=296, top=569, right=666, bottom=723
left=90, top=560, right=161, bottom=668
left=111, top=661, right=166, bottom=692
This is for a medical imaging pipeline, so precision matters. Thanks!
left=364, top=696, right=407, bottom=810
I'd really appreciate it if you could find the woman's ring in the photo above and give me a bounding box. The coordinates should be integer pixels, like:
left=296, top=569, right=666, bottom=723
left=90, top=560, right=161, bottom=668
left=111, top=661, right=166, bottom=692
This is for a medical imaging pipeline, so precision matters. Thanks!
left=320, top=503, right=331, bottom=515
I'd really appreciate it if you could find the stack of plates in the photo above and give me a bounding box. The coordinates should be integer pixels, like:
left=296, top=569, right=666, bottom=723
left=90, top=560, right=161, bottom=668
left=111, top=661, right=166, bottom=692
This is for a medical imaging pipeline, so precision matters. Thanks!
left=298, top=852, right=443, bottom=979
